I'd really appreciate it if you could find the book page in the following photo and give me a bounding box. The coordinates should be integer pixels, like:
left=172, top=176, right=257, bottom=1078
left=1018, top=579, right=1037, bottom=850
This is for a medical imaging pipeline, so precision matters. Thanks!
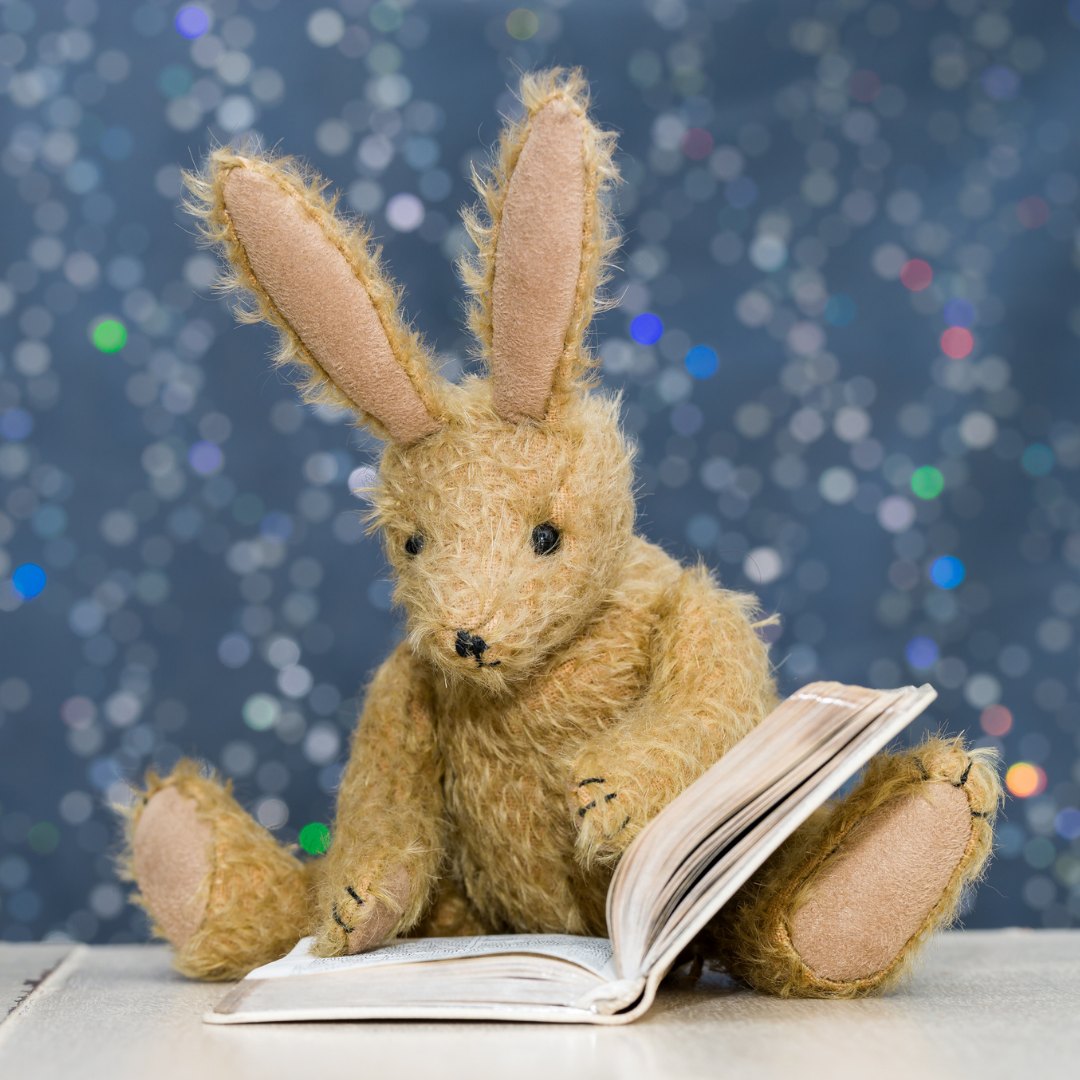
left=245, top=933, right=617, bottom=982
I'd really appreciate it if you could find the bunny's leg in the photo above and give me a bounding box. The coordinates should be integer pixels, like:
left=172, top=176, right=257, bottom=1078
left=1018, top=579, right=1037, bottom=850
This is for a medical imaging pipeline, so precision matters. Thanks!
left=711, top=738, right=1001, bottom=998
left=121, top=760, right=315, bottom=980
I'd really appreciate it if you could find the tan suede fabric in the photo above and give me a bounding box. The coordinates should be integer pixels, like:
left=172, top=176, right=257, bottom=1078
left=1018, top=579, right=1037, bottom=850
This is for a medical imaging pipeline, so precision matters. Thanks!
left=491, top=99, right=586, bottom=422
left=222, top=168, right=439, bottom=445
left=131, top=788, right=212, bottom=948
left=344, top=865, right=411, bottom=954
left=790, top=782, right=971, bottom=982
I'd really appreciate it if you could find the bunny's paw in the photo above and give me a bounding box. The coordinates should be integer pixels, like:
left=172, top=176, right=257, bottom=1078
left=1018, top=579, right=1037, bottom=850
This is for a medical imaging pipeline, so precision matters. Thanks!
left=315, top=864, right=410, bottom=957
left=568, top=761, right=635, bottom=865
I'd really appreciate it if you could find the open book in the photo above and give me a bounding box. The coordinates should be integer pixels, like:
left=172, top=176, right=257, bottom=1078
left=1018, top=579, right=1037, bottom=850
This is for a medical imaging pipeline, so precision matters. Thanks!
left=207, top=681, right=936, bottom=1025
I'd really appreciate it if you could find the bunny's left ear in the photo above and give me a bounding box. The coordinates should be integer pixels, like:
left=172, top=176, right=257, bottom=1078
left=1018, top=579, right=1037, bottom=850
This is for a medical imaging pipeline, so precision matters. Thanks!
left=463, top=70, right=620, bottom=423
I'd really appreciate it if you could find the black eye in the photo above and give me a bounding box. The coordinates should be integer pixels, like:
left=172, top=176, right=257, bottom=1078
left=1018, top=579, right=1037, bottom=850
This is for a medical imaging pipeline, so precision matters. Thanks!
left=531, top=523, right=561, bottom=556
left=404, top=534, right=424, bottom=556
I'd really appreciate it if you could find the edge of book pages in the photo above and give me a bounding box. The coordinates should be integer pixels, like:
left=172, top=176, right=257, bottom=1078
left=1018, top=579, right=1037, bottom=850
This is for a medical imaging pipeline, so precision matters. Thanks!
left=205, top=683, right=936, bottom=1026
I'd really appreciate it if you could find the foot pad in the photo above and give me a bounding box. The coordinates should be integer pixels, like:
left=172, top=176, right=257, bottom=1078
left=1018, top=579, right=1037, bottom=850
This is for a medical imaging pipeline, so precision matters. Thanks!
left=132, top=788, right=213, bottom=947
left=790, top=782, right=971, bottom=982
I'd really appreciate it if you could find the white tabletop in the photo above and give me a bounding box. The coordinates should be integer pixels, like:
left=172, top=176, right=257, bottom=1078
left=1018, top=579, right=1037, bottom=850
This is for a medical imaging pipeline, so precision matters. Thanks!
left=1, top=929, right=1077, bottom=1080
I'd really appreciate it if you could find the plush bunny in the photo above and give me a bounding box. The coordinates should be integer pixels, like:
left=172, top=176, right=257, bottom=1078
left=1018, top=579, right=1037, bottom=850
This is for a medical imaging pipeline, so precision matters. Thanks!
left=123, top=70, right=1000, bottom=998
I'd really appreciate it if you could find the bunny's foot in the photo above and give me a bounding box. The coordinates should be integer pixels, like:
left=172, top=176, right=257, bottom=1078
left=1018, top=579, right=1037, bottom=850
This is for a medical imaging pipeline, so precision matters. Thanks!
left=121, top=760, right=314, bottom=980
left=713, top=737, right=1001, bottom=998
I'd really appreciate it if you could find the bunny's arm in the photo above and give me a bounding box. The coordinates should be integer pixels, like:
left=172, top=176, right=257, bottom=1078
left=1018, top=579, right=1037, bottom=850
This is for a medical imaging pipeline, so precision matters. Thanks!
left=568, top=565, right=777, bottom=867
left=310, top=642, right=445, bottom=956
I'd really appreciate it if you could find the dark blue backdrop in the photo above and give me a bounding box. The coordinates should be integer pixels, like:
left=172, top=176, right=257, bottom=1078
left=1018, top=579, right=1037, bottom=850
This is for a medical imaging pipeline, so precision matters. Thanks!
left=2, top=0, right=1079, bottom=944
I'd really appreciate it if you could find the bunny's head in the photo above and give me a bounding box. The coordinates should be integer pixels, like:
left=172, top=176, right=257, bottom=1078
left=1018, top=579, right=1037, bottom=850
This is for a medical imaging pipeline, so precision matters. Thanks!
left=189, top=70, right=635, bottom=691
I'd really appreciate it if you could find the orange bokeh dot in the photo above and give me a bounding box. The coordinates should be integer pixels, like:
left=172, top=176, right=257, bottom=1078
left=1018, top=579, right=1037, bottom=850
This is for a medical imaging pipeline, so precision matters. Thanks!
left=941, top=327, right=974, bottom=359
left=900, top=259, right=933, bottom=291
left=980, top=705, right=1012, bottom=737
left=1005, top=762, right=1046, bottom=799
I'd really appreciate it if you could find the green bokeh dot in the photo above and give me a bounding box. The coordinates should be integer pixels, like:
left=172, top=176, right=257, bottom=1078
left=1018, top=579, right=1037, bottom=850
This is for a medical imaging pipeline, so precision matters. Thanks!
left=92, top=319, right=128, bottom=353
left=242, top=693, right=280, bottom=731
left=506, top=8, right=539, bottom=39
left=28, top=821, right=60, bottom=854
left=299, top=822, right=332, bottom=855
left=910, top=465, right=944, bottom=500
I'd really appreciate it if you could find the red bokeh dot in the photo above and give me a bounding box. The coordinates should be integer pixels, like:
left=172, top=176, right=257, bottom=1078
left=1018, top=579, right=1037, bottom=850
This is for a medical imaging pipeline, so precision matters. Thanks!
left=980, top=705, right=1012, bottom=738
left=1016, top=196, right=1049, bottom=229
left=900, top=259, right=933, bottom=291
left=940, top=327, right=974, bottom=359
left=681, top=128, right=713, bottom=161
left=849, top=70, right=882, bottom=103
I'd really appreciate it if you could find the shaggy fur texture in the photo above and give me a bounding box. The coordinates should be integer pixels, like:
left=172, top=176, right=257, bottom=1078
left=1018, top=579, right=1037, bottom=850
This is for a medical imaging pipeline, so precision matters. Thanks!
left=119, top=762, right=315, bottom=981
left=120, top=70, right=1000, bottom=995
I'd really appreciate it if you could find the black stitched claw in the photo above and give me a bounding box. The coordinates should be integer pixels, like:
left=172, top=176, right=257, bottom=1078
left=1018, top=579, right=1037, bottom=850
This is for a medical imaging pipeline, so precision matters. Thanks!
left=972, top=810, right=987, bottom=818
left=956, top=761, right=973, bottom=787
left=346, top=886, right=365, bottom=906
left=913, top=757, right=929, bottom=781
left=604, top=792, right=618, bottom=802
left=578, top=800, right=597, bottom=817
left=578, top=777, right=605, bottom=787
left=616, top=815, right=631, bottom=834
left=332, top=904, right=353, bottom=933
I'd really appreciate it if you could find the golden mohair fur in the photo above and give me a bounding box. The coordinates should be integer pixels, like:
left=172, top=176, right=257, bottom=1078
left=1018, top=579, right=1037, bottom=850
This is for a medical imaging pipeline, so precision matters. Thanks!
left=119, top=761, right=315, bottom=981
left=120, top=70, right=1000, bottom=996
left=711, top=737, right=1002, bottom=998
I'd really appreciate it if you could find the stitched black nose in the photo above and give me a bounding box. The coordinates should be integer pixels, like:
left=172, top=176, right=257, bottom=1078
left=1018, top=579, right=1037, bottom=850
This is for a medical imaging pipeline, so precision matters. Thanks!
left=455, top=630, right=488, bottom=660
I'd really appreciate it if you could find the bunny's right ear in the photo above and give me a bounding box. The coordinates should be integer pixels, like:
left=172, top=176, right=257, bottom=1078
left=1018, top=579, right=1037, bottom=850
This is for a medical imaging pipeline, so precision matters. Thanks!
left=186, top=149, right=442, bottom=446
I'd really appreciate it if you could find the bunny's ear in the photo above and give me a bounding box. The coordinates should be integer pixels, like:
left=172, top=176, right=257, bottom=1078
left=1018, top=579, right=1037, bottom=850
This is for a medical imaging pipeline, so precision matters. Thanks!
left=186, top=149, right=442, bottom=445
left=463, top=70, right=620, bottom=424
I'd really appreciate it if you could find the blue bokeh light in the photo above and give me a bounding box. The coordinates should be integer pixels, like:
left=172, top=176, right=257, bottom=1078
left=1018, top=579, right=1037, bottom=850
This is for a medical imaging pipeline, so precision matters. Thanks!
left=684, top=345, right=718, bottom=379
left=0, top=408, right=33, bottom=441
left=905, top=636, right=939, bottom=669
left=189, top=440, right=223, bottom=475
left=12, top=563, right=46, bottom=600
left=1056, top=808, right=1080, bottom=841
left=930, top=556, right=966, bottom=590
left=175, top=5, right=210, bottom=39
left=630, top=312, right=663, bottom=345
left=1022, top=444, right=1054, bottom=477
left=260, top=511, right=293, bottom=543
left=725, top=176, right=757, bottom=208
left=943, top=298, right=975, bottom=328
left=981, top=65, right=1020, bottom=102
left=823, top=294, right=856, bottom=326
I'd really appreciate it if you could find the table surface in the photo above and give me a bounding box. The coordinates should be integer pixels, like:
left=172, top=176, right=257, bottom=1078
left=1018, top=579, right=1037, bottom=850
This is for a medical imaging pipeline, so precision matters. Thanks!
left=1, top=929, right=1077, bottom=1080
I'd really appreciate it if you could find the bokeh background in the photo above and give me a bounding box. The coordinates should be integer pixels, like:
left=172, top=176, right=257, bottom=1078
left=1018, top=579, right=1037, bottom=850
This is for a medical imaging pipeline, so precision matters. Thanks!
left=2, top=0, right=1080, bottom=945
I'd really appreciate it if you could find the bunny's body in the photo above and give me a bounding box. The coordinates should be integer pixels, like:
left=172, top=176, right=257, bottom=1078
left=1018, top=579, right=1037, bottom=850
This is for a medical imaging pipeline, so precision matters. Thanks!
left=123, top=72, right=999, bottom=999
